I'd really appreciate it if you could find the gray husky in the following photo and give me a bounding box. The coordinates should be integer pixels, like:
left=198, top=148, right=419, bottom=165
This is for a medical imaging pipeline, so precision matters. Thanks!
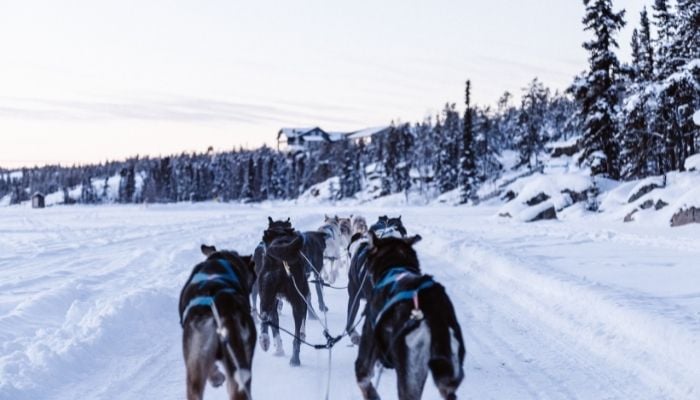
left=179, top=245, right=257, bottom=400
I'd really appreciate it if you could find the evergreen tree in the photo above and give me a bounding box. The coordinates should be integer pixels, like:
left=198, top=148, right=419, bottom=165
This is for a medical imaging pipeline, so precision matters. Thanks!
left=118, top=164, right=136, bottom=203
left=638, top=7, right=654, bottom=81
left=80, top=176, right=98, bottom=204
left=653, top=0, right=675, bottom=79
left=517, top=78, right=550, bottom=169
left=630, top=28, right=642, bottom=80
left=575, top=0, right=626, bottom=179
left=459, top=81, right=477, bottom=203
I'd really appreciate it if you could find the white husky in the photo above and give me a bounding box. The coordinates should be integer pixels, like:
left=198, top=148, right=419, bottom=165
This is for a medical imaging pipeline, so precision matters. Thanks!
left=318, top=215, right=343, bottom=283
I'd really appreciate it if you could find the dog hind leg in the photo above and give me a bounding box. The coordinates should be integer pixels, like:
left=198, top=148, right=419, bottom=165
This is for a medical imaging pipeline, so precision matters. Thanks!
left=184, top=318, right=219, bottom=400
left=397, top=321, right=431, bottom=400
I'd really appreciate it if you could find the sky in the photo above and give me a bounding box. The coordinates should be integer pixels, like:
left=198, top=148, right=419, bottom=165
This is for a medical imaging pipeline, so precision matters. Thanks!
left=0, top=0, right=648, bottom=168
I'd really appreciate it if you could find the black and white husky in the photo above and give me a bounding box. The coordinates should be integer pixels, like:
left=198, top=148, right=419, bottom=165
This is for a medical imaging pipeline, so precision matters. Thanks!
left=179, top=244, right=257, bottom=400
left=257, top=232, right=326, bottom=366
left=251, top=217, right=295, bottom=318
left=355, top=232, right=465, bottom=400
left=346, top=215, right=408, bottom=344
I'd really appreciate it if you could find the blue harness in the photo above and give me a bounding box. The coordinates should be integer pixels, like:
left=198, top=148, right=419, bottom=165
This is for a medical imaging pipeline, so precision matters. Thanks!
left=370, top=267, right=435, bottom=329
left=181, top=259, right=242, bottom=324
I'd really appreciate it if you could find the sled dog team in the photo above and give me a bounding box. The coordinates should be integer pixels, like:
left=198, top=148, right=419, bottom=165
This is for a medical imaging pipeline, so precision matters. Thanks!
left=179, top=214, right=465, bottom=400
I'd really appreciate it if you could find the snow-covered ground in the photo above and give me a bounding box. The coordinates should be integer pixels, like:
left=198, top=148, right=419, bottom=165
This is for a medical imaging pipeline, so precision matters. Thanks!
left=1, top=203, right=699, bottom=399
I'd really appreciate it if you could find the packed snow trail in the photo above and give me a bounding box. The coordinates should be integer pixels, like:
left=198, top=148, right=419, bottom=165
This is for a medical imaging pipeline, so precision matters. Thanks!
left=0, top=204, right=698, bottom=399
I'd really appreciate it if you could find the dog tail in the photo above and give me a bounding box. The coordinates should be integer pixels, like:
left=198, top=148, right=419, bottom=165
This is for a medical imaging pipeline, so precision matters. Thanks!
left=422, top=285, right=465, bottom=398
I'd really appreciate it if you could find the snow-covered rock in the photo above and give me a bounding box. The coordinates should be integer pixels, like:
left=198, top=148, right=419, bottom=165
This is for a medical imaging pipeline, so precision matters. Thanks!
left=670, top=207, right=700, bottom=227
left=498, top=172, right=592, bottom=221
left=684, top=153, right=700, bottom=171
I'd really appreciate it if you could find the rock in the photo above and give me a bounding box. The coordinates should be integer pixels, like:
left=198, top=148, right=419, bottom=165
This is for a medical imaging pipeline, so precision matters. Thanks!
left=624, top=209, right=638, bottom=222
left=670, top=207, right=700, bottom=227
left=639, top=199, right=654, bottom=210
left=549, top=142, right=579, bottom=158
left=525, top=192, right=550, bottom=206
left=501, top=190, right=517, bottom=202
left=528, top=206, right=557, bottom=222
left=498, top=212, right=512, bottom=218
left=655, top=199, right=668, bottom=210
left=628, top=183, right=662, bottom=203
left=561, top=189, right=588, bottom=204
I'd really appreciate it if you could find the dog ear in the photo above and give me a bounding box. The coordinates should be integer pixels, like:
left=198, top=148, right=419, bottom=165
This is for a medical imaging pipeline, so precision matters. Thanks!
left=201, top=244, right=217, bottom=256
left=268, top=216, right=273, bottom=225
left=406, top=235, right=422, bottom=246
left=286, top=217, right=290, bottom=223
left=367, top=230, right=378, bottom=251
left=398, top=215, right=402, bottom=220
left=241, top=255, right=254, bottom=271
left=349, top=214, right=353, bottom=219
left=241, top=254, right=253, bottom=265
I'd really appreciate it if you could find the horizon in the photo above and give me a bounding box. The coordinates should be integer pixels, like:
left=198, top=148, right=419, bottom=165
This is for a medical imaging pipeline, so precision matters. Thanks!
left=1, top=0, right=647, bottom=169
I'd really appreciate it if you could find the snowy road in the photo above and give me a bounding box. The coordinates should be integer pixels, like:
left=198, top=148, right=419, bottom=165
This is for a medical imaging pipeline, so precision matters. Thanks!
left=1, top=204, right=698, bottom=399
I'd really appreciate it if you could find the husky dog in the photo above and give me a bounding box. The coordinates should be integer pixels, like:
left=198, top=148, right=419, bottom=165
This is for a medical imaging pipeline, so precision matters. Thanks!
left=338, top=215, right=353, bottom=251
left=346, top=216, right=408, bottom=344
left=318, top=215, right=343, bottom=284
left=352, top=215, right=368, bottom=236
left=179, top=244, right=257, bottom=400
left=257, top=232, right=326, bottom=366
left=355, top=232, right=465, bottom=400
left=251, top=217, right=294, bottom=317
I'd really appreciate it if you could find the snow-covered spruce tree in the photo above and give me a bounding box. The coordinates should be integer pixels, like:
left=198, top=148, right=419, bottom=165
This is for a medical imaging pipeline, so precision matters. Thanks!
left=412, top=118, right=436, bottom=198
left=652, top=0, right=676, bottom=80
left=638, top=7, right=654, bottom=81
left=620, top=8, right=661, bottom=178
left=459, top=81, right=477, bottom=203
left=80, top=175, right=98, bottom=204
left=494, top=91, right=519, bottom=149
left=381, top=126, right=399, bottom=195
left=436, top=104, right=461, bottom=194
left=339, top=139, right=361, bottom=199
left=630, top=28, right=642, bottom=81
left=517, top=78, right=550, bottom=170
left=394, top=124, right=413, bottom=194
left=575, top=0, right=626, bottom=179
left=474, top=106, right=502, bottom=182
left=118, top=164, right=136, bottom=203
left=647, top=0, right=700, bottom=172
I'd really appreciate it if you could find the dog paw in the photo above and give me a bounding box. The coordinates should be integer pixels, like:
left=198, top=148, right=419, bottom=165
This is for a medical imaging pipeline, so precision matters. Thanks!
left=289, top=357, right=301, bottom=367
left=319, top=304, right=329, bottom=313
left=260, top=334, right=270, bottom=351
left=350, top=332, right=361, bottom=345
left=274, top=347, right=286, bottom=357
left=208, top=367, right=225, bottom=388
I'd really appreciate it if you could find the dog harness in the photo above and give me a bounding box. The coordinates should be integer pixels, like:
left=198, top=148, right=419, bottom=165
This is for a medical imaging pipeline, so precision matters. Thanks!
left=370, top=267, right=435, bottom=329
left=181, top=258, right=242, bottom=325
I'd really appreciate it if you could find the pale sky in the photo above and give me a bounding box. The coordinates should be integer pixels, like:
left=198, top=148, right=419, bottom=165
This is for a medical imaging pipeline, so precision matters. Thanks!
left=0, top=0, right=647, bottom=168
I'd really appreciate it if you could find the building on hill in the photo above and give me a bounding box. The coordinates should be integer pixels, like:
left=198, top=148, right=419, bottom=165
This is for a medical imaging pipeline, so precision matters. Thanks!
left=32, top=192, right=45, bottom=208
left=277, top=125, right=390, bottom=152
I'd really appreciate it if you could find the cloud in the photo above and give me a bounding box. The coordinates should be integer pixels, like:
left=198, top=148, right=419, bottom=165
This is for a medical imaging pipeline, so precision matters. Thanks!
left=0, top=95, right=367, bottom=127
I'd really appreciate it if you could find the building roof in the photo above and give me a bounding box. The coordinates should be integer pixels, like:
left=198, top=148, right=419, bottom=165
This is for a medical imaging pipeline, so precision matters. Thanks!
left=278, top=125, right=391, bottom=144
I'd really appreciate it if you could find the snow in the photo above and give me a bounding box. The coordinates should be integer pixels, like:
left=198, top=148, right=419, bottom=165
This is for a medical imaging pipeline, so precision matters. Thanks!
left=694, top=110, right=700, bottom=126
left=685, top=153, right=700, bottom=171
left=0, top=204, right=698, bottom=399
